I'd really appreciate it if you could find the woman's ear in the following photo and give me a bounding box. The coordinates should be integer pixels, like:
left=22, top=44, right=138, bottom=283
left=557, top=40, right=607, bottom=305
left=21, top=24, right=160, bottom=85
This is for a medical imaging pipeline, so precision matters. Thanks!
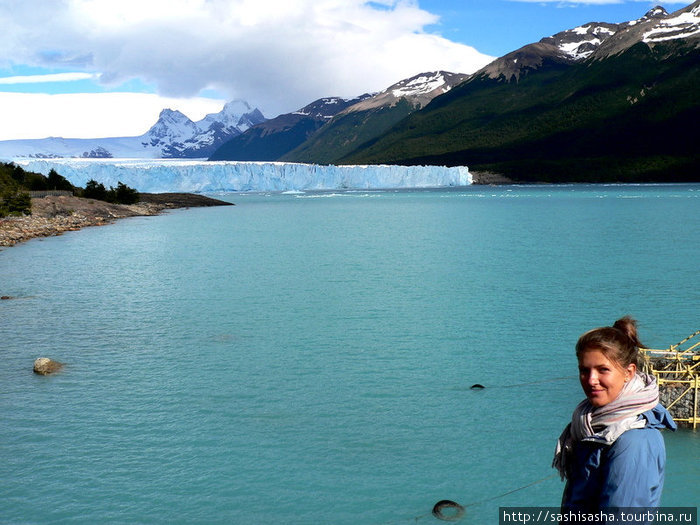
left=625, top=363, right=637, bottom=382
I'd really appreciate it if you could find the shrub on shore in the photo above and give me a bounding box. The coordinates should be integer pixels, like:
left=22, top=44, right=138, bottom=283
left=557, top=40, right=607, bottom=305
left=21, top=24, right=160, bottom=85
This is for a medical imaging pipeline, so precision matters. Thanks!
left=1, top=163, right=76, bottom=193
left=82, top=180, right=140, bottom=205
left=0, top=163, right=140, bottom=217
left=0, top=163, right=34, bottom=217
left=0, top=188, right=31, bottom=217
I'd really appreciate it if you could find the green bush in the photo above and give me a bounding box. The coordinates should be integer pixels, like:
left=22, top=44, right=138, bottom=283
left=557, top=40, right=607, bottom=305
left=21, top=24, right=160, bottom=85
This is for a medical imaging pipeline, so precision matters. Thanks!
left=83, top=179, right=139, bottom=204
left=83, top=179, right=109, bottom=201
left=47, top=169, right=75, bottom=192
left=112, top=181, right=140, bottom=205
left=1, top=165, right=140, bottom=212
left=0, top=189, right=31, bottom=217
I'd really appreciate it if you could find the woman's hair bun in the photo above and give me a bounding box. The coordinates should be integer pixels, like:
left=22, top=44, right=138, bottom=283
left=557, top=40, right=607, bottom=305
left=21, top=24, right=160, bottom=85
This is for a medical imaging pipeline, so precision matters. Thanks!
left=612, top=316, right=642, bottom=348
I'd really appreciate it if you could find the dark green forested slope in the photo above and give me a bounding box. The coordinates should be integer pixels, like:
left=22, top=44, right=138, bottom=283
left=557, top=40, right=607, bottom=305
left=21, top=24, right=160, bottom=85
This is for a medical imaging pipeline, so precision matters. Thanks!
left=340, top=41, right=699, bottom=183
left=281, top=98, right=417, bottom=164
left=209, top=115, right=324, bottom=161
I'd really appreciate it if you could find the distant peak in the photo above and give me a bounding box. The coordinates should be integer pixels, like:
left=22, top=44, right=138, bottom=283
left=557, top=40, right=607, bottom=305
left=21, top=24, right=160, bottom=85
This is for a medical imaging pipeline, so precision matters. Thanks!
left=221, top=99, right=254, bottom=115
left=642, top=6, right=669, bottom=19
left=157, top=108, right=192, bottom=122
left=292, top=95, right=373, bottom=119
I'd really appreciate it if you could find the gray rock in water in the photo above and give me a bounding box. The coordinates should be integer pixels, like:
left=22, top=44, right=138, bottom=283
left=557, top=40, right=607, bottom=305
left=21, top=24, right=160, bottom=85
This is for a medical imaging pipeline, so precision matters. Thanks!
left=33, top=357, right=63, bottom=375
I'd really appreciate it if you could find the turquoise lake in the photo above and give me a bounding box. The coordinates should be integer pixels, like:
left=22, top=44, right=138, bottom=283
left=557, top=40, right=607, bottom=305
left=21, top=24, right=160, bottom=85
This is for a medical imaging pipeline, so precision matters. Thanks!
left=1, top=184, right=699, bottom=524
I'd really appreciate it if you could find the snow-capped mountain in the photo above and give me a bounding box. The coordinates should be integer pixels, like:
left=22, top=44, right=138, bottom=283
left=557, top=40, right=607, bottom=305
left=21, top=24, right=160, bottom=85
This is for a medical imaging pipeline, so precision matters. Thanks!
left=339, top=1, right=699, bottom=182
left=144, top=99, right=266, bottom=158
left=594, top=1, right=700, bottom=58
left=143, top=109, right=200, bottom=149
left=277, top=71, right=471, bottom=164
left=0, top=99, right=266, bottom=160
left=541, top=23, right=620, bottom=61
left=198, top=99, right=264, bottom=131
left=209, top=95, right=372, bottom=161
left=478, top=1, right=700, bottom=80
left=340, top=71, right=469, bottom=114
left=291, top=96, right=373, bottom=120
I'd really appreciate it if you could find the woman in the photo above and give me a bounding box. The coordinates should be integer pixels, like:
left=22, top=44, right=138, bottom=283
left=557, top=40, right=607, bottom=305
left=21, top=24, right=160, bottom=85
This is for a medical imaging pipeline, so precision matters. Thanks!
left=553, top=316, right=676, bottom=511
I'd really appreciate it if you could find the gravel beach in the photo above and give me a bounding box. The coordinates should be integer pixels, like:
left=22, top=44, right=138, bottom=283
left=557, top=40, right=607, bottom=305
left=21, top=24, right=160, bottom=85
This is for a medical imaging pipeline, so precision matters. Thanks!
left=0, top=193, right=232, bottom=248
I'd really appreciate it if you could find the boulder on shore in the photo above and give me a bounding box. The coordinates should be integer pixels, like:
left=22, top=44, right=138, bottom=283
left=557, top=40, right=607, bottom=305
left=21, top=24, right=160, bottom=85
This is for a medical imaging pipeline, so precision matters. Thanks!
left=33, top=357, right=63, bottom=375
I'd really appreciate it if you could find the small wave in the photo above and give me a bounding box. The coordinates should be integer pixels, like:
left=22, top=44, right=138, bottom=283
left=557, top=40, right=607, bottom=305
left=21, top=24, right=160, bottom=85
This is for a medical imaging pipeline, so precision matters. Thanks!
left=294, top=192, right=384, bottom=199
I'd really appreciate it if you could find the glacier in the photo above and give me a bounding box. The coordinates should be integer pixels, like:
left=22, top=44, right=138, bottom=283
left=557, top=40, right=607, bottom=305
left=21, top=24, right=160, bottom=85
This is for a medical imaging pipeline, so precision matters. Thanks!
left=14, top=158, right=471, bottom=193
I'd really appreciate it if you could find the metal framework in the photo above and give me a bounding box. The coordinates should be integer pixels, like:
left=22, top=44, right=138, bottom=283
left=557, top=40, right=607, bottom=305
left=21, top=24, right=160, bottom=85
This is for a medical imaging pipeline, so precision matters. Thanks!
left=640, top=330, right=700, bottom=429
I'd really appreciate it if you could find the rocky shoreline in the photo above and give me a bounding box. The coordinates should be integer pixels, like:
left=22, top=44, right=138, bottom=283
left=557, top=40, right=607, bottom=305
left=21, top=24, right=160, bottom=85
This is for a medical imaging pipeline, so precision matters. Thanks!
left=470, top=171, right=516, bottom=185
left=0, top=193, right=233, bottom=248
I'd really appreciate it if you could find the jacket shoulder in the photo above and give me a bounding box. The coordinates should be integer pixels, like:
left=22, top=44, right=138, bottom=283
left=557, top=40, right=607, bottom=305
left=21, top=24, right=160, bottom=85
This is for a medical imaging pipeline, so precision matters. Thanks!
left=642, top=403, right=677, bottom=431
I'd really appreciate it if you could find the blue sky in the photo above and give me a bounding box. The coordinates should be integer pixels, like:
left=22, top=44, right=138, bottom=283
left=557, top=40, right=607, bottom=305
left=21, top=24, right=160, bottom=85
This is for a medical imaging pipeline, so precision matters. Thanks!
left=421, top=0, right=685, bottom=55
left=0, top=0, right=690, bottom=140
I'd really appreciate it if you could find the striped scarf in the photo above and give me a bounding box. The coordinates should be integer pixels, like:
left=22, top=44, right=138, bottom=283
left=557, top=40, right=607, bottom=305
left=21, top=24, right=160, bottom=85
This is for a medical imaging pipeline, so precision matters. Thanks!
left=552, top=372, right=659, bottom=479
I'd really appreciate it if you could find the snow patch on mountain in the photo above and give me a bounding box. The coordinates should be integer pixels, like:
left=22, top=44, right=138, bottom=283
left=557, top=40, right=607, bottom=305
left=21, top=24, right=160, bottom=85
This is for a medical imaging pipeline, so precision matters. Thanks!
left=642, top=3, right=700, bottom=43
left=554, top=24, right=619, bottom=60
left=538, top=3, right=698, bottom=61
left=476, top=2, right=699, bottom=81
left=391, top=72, right=453, bottom=98
left=292, top=96, right=373, bottom=119
left=344, top=71, right=469, bottom=113
left=593, top=3, right=699, bottom=59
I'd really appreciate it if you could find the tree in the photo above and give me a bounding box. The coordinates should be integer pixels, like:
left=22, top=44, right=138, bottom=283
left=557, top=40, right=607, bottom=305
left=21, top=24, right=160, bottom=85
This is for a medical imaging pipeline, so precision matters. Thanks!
left=10, top=164, right=25, bottom=184
left=83, top=179, right=108, bottom=201
left=26, top=172, right=48, bottom=191
left=113, top=181, right=139, bottom=204
left=0, top=189, right=31, bottom=217
left=83, top=179, right=139, bottom=204
left=47, top=169, right=74, bottom=192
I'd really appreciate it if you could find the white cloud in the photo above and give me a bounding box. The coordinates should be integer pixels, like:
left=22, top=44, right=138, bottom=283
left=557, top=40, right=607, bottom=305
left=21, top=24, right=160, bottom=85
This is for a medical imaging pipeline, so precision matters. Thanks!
left=0, top=72, right=99, bottom=84
left=0, top=92, right=226, bottom=140
left=0, top=0, right=494, bottom=123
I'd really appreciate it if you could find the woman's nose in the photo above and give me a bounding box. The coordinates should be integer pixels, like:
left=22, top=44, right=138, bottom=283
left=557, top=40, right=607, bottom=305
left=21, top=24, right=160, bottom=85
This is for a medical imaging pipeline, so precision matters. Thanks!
left=587, top=371, right=599, bottom=385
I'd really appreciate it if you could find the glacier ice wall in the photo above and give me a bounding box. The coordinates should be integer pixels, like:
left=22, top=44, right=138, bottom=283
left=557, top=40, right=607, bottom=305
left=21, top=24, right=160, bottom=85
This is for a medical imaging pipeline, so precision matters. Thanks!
left=15, top=159, right=471, bottom=193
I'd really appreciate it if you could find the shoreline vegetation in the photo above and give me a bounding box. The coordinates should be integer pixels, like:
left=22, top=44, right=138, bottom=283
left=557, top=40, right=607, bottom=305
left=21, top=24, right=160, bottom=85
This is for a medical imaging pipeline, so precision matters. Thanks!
left=0, top=193, right=233, bottom=248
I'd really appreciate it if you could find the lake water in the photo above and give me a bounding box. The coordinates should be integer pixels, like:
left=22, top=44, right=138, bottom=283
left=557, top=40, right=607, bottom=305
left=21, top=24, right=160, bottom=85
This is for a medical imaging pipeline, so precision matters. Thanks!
left=1, top=184, right=699, bottom=524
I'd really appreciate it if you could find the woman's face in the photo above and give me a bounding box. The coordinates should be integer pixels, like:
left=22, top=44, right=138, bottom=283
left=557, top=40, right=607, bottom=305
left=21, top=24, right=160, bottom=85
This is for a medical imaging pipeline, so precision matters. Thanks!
left=578, top=348, right=636, bottom=407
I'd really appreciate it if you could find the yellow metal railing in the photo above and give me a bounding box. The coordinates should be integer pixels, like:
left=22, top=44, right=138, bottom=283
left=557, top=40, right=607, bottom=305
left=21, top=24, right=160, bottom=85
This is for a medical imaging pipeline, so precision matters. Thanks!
left=641, top=330, right=700, bottom=429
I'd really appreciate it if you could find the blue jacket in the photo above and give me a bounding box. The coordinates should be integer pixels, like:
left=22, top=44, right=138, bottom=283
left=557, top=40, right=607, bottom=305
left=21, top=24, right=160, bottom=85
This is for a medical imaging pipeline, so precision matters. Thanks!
left=562, top=404, right=676, bottom=511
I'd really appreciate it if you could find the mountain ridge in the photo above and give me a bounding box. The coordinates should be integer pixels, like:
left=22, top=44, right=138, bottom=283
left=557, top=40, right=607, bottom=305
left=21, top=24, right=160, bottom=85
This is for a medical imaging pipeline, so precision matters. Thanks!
left=331, top=1, right=700, bottom=182
left=0, top=99, right=266, bottom=160
left=209, top=95, right=371, bottom=162
left=274, top=71, right=471, bottom=164
left=340, top=38, right=699, bottom=181
left=1, top=0, right=698, bottom=184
